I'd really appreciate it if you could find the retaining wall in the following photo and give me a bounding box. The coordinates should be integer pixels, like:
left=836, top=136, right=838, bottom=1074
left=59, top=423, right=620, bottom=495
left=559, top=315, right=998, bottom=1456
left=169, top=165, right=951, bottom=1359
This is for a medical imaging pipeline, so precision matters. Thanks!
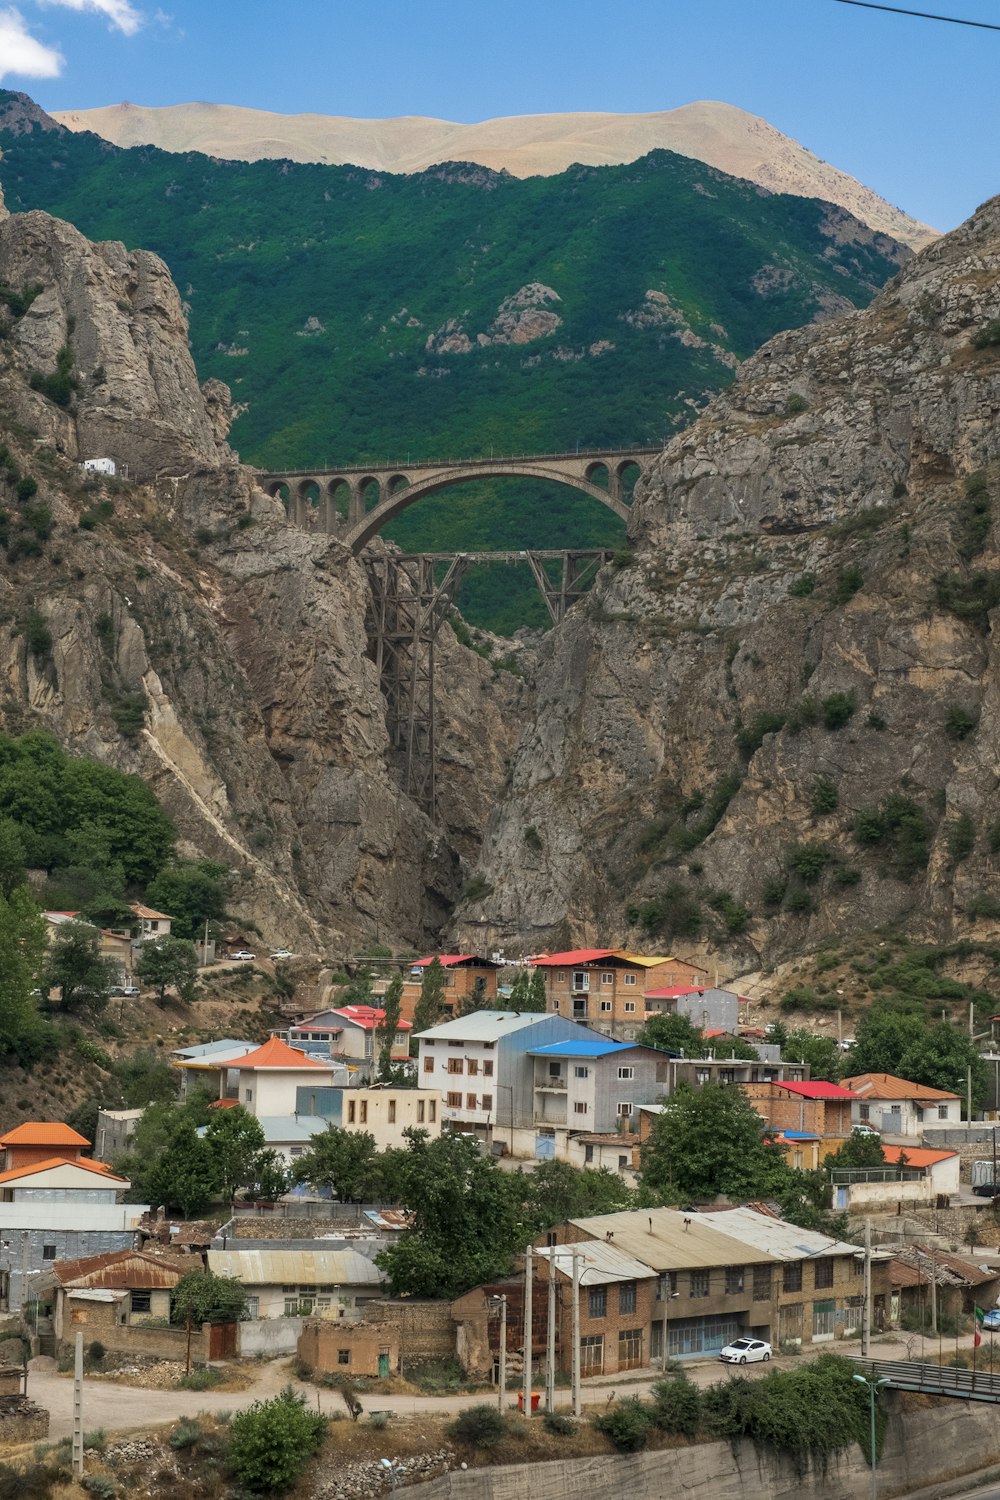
left=237, top=1317, right=304, bottom=1358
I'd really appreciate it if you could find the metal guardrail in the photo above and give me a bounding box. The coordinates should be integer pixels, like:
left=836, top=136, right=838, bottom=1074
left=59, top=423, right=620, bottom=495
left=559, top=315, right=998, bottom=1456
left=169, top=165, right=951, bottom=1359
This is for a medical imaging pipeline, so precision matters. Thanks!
left=259, top=446, right=661, bottom=478
left=852, top=1357, right=1000, bottom=1402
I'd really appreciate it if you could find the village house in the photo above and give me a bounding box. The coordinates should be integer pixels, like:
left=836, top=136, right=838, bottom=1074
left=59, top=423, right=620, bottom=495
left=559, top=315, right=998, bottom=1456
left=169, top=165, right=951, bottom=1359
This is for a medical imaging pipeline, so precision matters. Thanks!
left=642, top=985, right=743, bottom=1035
left=94, top=1109, right=144, bottom=1163
left=176, top=1036, right=338, bottom=1115
left=841, top=1073, right=963, bottom=1144
left=304, top=1086, right=442, bottom=1150
left=128, top=902, right=173, bottom=941
left=741, top=1079, right=858, bottom=1153
left=49, top=1249, right=188, bottom=1351
left=566, top=1133, right=639, bottom=1179
left=172, top=1039, right=257, bottom=1101
left=528, top=950, right=709, bottom=1041
left=208, top=1248, right=385, bottom=1320
left=284, top=1007, right=411, bottom=1081
left=830, top=1145, right=961, bottom=1213
left=888, top=1246, right=1000, bottom=1330
left=400, top=955, right=501, bottom=1023
left=526, top=1037, right=671, bottom=1157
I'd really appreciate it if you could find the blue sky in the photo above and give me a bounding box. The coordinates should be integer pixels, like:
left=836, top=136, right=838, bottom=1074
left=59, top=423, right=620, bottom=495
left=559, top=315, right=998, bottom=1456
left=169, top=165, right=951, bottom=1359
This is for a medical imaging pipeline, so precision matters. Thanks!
left=2, top=0, right=998, bottom=230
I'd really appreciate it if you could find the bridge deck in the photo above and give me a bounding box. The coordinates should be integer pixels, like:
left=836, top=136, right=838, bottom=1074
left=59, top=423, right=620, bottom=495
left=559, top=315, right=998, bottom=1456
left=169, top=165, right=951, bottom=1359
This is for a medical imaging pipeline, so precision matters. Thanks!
left=852, top=1357, right=1000, bottom=1402
left=260, top=446, right=659, bottom=479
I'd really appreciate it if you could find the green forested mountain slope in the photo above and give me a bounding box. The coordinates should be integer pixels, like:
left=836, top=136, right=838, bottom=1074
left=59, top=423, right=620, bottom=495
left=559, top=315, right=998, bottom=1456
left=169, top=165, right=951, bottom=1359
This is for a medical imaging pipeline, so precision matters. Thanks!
left=0, top=93, right=908, bottom=629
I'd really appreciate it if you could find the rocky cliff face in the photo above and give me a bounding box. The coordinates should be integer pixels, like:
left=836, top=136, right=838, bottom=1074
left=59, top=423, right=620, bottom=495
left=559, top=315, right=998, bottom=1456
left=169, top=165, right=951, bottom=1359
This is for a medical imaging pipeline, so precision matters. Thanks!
left=453, top=196, right=1000, bottom=966
left=0, top=206, right=520, bottom=950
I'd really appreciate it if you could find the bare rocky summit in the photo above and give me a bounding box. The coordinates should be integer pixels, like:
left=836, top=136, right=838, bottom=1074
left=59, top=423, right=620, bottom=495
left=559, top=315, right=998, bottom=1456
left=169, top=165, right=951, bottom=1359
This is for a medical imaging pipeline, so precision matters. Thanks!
left=51, top=99, right=936, bottom=250
left=451, top=195, right=1000, bottom=967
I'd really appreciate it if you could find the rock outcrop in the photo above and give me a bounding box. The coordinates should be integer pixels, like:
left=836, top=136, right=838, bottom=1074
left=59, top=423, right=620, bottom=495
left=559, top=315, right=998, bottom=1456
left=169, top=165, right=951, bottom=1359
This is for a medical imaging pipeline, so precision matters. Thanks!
left=452, top=195, right=1000, bottom=965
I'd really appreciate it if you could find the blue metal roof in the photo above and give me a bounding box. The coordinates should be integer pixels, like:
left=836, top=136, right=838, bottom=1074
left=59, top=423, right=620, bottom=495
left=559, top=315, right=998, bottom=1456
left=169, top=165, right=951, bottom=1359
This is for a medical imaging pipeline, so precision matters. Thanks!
left=775, top=1129, right=821, bottom=1141
left=527, top=1038, right=635, bottom=1059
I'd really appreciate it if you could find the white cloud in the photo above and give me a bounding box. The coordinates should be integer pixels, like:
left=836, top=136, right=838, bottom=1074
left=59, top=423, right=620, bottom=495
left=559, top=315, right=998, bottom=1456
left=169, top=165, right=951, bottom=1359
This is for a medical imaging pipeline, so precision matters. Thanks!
left=0, top=6, right=64, bottom=78
left=35, top=0, right=142, bottom=37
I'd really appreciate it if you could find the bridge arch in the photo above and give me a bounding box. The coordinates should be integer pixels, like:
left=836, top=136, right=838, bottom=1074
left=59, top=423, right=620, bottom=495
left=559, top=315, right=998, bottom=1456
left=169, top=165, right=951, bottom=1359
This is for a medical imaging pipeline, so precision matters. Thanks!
left=344, top=462, right=630, bottom=553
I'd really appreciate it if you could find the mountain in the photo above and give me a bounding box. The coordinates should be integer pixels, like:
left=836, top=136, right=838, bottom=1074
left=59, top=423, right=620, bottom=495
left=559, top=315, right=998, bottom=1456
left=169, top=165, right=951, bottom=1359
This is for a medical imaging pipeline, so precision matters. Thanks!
left=52, top=99, right=937, bottom=251
left=451, top=192, right=1000, bottom=968
left=0, top=92, right=909, bottom=632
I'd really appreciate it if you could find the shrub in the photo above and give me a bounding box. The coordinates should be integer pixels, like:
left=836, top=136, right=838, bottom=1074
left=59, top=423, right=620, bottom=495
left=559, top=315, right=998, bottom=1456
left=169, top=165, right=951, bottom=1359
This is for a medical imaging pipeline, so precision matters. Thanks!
left=967, top=893, right=1000, bottom=920
left=972, top=318, right=1000, bottom=349
left=958, top=472, right=992, bottom=561
left=822, top=690, right=856, bottom=730
left=833, top=565, right=863, bottom=604
left=945, top=704, right=980, bottom=740
left=788, top=572, right=816, bottom=597
left=736, top=711, right=786, bottom=757
left=543, top=1411, right=577, bottom=1436
left=593, top=1397, right=654, bottom=1452
left=86, top=1340, right=106, bottom=1365
left=29, top=342, right=79, bottom=409
left=762, top=876, right=787, bottom=909
left=631, top=882, right=702, bottom=941
left=785, top=890, right=814, bottom=915
left=948, top=813, right=975, bottom=864
left=784, top=393, right=809, bottom=416
left=787, top=842, right=829, bottom=883
left=651, top=1374, right=701, bottom=1437
left=853, top=794, right=933, bottom=879
left=80, top=1478, right=116, bottom=1500
left=810, top=776, right=839, bottom=814
left=523, top=824, right=542, bottom=851
left=168, top=1417, right=203, bottom=1449
left=177, top=1367, right=222, bottom=1391
left=867, top=710, right=886, bottom=731
left=461, top=874, right=493, bottom=903
left=228, top=1388, right=326, bottom=1494
left=779, top=983, right=816, bottom=1011
left=936, top=571, right=1000, bottom=632
left=709, top=892, right=750, bottom=936
left=20, top=609, right=52, bottom=662
left=448, top=1404, right=508, bottom=1447
left=82, top=1429, right=107, bottom=1453
left=785, top=694, right=819, bottom=733
left=671, top=773, right=741, bottom=851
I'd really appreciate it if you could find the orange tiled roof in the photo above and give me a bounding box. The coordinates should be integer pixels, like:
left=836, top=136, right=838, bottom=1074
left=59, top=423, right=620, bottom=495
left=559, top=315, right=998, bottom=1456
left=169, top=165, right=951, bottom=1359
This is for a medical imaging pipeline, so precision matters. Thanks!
left=843, top=1072, right=960, bottom=1102
left=236, top=1036, right=332, bottom=1070
left=882, top=1145, right=958, bottom=1169
left=0, top=1122, right=91, bottom=1148
left=0, top=1155, right=126, bottom=1186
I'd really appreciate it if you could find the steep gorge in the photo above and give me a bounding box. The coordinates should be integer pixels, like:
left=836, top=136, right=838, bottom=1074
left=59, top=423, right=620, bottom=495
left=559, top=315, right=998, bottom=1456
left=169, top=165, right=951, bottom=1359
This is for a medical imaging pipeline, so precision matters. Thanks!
left=453, top=195, right=1000, bottom=968
left=0, top=191, right=520, bottom=952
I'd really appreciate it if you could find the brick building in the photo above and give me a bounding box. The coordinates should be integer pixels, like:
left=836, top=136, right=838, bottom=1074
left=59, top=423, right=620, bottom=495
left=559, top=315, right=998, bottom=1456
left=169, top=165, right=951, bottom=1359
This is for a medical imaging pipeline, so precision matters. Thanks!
left=741, top=1080, right=859, bottom=1152
left=400, top=956, right=501, bottom=1023
left=529, top=950, right=708, bottom=1041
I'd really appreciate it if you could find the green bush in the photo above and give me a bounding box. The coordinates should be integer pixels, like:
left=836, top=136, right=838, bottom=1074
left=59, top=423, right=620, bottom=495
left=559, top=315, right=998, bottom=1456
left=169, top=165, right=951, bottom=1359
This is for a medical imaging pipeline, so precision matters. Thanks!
left=810, top=776, right=839, bottom=814
left=786, top=842, right=829, bottom=883
left=543, top=1410, right=577, bottom=1436
left=785, top=889, right=814, bottom=915
left=168, top=1417, right=203, bottom=1449
left=828, top=505, right=896, bottom=539
left=630, top=881, right=702, bottom=941
left=651, top=1374, right=701, bottom=1437
left=29, top=342, right=79, bottom=408
left=787, top=572, right=815, bottom=597
left=448, top=1404, right=508, bottom=1447
left=20, top=610, right=52, bottom=662
left=593, top=1397, right=654, bottom=1452
left=936, top=571, right=1000, bottom=632
left=822, top=690, right=856, bottom=730
left=86, top=1340, right=106, bottom=1365
left=762, top=876, right=787, bottom=909
left=80, top=1477, right=116, bottom=1500
left=784, top=393, right=809, bottom=415
left=867, top=710, right=886, bottom=731
left=972, top=318, right=1000, bottom=349
left=853, top=793, right=933, bottom=879
left=967, top=892, right=1000, bottom=920
left=736, top=712, right=786, bottom=757
left=779, top=983, right=816, bottom=1011
left=177, top=1367, right=222, bottom=1391
left=228, top=1388, right=325, bottom=1493
left=945, top=704, right=980, bottom=740
left=833, top=565, right=863, bottom=604
left=947, top=813, right=975, bottom=864
left=958, top=472, right=992, bottom=561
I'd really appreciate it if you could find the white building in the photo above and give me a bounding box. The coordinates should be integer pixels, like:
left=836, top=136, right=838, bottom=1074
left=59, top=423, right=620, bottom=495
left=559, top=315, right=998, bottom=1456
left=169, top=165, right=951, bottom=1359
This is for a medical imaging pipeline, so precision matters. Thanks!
left=842, top=1072, right=962, bottom=1144
left=129, top=902, right=173, bottom=941
left=207, top=1248, right=385, bottom=1320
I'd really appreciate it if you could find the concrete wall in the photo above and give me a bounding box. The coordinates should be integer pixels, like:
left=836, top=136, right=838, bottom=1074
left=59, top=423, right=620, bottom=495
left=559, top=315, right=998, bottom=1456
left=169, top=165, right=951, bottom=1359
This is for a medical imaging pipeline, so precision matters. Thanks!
left=406, top=1395, right=1000, bottom=1500
left=0, top=1397, right=48, bottom=1443
left=238, top=1316, right=304, bottom=1357
left=56, top=1316, right=211, bottom=1361
left=4, top=1227, right=137, bottom=1312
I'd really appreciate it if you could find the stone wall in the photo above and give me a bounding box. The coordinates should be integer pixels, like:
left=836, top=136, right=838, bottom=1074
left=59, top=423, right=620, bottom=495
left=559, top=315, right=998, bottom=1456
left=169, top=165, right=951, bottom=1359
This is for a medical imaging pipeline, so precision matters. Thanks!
left=407, top=1395, right=1000, bottom=1500
left=57, top=1321, right=211, bottom=1363
left=0, top=1395, right=48, bottom=1443
left=360, top=1300, right=456, bottom=1362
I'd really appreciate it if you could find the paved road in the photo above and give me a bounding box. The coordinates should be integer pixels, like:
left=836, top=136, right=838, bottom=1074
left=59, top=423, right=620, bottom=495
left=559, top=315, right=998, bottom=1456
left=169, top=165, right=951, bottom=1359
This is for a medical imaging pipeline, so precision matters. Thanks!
left=25, top=1327, right=993, bottom=1442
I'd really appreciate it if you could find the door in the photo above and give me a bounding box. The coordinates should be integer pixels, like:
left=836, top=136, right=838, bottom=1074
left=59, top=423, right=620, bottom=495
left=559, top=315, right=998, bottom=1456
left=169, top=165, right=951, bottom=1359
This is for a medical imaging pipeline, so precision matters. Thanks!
left=209, top=1322, right=238, bottom=1359
left=378, top=1348, right=390, bottom=1378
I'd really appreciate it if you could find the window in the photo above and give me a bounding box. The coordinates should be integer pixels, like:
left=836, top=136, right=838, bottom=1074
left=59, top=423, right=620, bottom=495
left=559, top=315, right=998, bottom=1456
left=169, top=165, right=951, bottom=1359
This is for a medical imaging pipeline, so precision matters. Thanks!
left=752, top=1265, right=771, bottom=1301
left=244, top=1089, right=253, bottom=1103
left=938, top=1103, right=949, bottom=1119
left=600, top=1001, right=613, bottom=1013
left=588, top=1288, right=607, bottom=1318
left=548, top=1062, right=561, bottom=1078
left=425, top=1039, right=436, bottom=1046
left=417, top=1100, right=426, bottom=1123
left=348, top=1101, right=356, bottom=1124
left=423, top=1057, right=434, bottom=1073
left=448, top=1040, right=462, bottom=1047
left=483, top=1060, right=494, bottom=1077
left=429, top=1101, right=436, bottom=1122
left=557, top=972, right=566, bottom=982
left=572, top=971, right=590, bottom=992
left=853, top=1257, right=864, bottom=1278
left=290, top=1146, right=303, bottom=1157
left=783, top=1262, right=803, bottom=1293
left=467, top=1093, right=478, bottom=1110
left=574, top=1102, right=588, bottom=1114
left=859, top=1104, right=870, bottom=1121
left=725, top=1266, right=744, bottom=1295
left=619, top=1328, right=643, bottom=1369
left=657, top=1272, right=677, bottom=1300
left=813, top=1299, right=836, bottom=1340
left=467, top=1058, right=479, bottom=1075
left=689, top=1270, right=709, bottom=1298
left=447, top=1092, right=462, bottom=1108
left=616, top=1102, right=633, bottom=1118
left=483, top=1041, right=495, bottom=1049
left=623, top=973, right=637, bottom=986
left=574, top=1066, right=589, bottom=1079
left=580, top=1334, right=604, bottom=1374
left=338, top=1349, right=352, bottom=1366
left=618, top=1154, right=628, bottom=1169
left=130, top=1291, right=152, bottom=1314
left=584, top=1144, right=594, bottom=1163
left=394, top=1033, right=405, bottom=1046
left=42, top=1245, right=56, bottom=1261
left=623, top=1002, right=636, bottom=1013
left=388, top=1100, right=396, bottom=1124
left=617, top=1067, right=634, bottom=1080
left=244, top=1296, right=259, bottom=1319
left=619, top=1282, right=637, bottom=1315
left=481, top=1094, right=493, bottom=1113
left=448, top=1058, right=464, bottom=1074
left=813, top=1258, right=834, bottom=1290
left=601, top=972, right=614, bottom=985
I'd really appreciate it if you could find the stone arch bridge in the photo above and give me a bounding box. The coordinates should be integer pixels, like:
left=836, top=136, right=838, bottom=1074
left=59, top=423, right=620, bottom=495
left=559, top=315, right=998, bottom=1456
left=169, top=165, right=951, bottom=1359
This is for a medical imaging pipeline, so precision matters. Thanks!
left=259, top=446, right=658, bottom=554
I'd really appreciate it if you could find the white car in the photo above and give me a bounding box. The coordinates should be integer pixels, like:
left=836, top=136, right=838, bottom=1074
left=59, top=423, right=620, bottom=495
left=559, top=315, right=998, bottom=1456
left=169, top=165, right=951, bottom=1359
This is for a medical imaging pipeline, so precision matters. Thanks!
left=231, top=949, right=256, bottom=961
left=269, top=949, right=294, bottom=960
left=719, top=1337, right=771, bottom=1365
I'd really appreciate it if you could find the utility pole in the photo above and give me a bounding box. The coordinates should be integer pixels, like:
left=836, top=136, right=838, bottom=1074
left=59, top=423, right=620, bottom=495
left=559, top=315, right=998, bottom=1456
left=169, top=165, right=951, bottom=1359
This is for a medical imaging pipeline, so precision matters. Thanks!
left=862, top=1218, right=872, bottom=1357
left=545, top=1249, right=556, bottom=1413
left=497, top=1296, right=509, bottom=1410
left=72, top=1332, right=84, bottom=1478
left=571, top=1248, right=581, bottom=1419
left=967, top=1064, right=973, bottom=1125
left=523, top=1248, right=533, bottom=1418
left=929, top=1248, right=937, bottom=1337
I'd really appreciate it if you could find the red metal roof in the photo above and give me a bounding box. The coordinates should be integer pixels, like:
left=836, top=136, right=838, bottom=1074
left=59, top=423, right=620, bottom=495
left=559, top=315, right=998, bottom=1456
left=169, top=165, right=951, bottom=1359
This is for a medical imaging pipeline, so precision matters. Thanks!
left=773, top=1080, right=860, bottom=1101
left=410, top=955, right=498, bottom=969
left=0, top=1122, right=91, bottom=1148
left=332, top=1006, right=412, bottom=1032
left=528, top=949, right=619, bottom=967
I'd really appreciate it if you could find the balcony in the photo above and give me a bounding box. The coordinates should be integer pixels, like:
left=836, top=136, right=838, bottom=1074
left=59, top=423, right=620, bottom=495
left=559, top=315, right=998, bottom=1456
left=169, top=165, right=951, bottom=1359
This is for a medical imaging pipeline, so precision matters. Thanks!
left=535, top=1078, right=567, bottom=1092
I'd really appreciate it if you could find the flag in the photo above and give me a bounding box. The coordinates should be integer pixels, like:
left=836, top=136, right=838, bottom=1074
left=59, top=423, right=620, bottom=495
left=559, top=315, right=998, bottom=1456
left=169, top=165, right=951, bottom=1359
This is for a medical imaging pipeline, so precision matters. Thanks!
left=975, top=1304, right=986, bottom=1348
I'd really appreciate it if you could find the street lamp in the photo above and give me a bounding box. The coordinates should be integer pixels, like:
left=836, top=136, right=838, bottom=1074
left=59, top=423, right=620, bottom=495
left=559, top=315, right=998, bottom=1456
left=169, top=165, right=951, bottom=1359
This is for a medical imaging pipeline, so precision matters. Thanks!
left=852, top=1373, right=889, bottom=1500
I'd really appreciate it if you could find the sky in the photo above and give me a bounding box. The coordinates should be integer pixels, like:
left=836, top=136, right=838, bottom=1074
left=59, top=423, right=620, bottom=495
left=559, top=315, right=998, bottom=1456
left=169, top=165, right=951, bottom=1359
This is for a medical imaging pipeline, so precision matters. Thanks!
left=1, top=0, right=998, bottom=231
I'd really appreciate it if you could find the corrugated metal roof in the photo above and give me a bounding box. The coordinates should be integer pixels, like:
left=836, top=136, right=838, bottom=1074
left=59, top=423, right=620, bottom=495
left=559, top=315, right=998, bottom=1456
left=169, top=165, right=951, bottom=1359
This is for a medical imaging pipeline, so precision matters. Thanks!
left=173, top=1039, right=254, bottom=1059
left=55, top=1250, right=189, bottom=1289
left=411, top=955, right=499, bottom=969
left=759, top=1080, right=859, bottom=1101
left=414, top=1011, right=555, bottom=1041
left=528, top=949, right=619, bottom=967
left=536, top=1241, right=656, bottom=1286
left=694, top=1206, right=861, bottom=1261
left=207, top=1249, right=385, bottom=1286
left=527, top=1039, right=634, bottom=1059
left=843, top=1073, right=961, bottom=1102
left=67, top=1289, right=126, bottom=1303
left=255, top=1116, right=328, bottom=1143
left=566, top=1207, right=779, bottom=1271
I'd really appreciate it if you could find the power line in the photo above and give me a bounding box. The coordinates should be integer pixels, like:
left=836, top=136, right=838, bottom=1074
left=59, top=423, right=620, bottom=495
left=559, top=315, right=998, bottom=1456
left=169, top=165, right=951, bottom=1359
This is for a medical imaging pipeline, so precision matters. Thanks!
left=832, top=0, right=1000, bottom=29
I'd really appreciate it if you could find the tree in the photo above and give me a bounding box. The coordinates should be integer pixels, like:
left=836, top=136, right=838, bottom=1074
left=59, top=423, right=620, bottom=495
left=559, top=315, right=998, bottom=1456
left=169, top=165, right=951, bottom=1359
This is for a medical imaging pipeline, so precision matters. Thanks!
left=291, top=1125, right=381, bottom=1202
left=204, top=1107, right=268, bottom=1203
left=246, top=1148, right=288, bottom=1203
left=376, top=1132, right=525, bottom=1298
left=145, top=860, right=227, bottom=941
left=507, top=969, right=546, bottom=1011
left=825, top=1131, right=887, bottom=1170
left=0, top=884, right=49, bottom=1064
left=411, top=957, right=446, bottom=1052
left=781, top=1029, right=841, bottom=1083
left=638, top=1012, right=702, bottom=1057
left=639, top=1083, right=789, bottom=1203
left=517, top=1160, right=634, bottom=1234
left=375, top=972, right=403, bottom=1080
left=527, top=969, right=547, bottom=1012
left=136, top=936, right=198, bottom=1006
left=44, top=920, right=114, bottom=1014
left=0, top=817, right=25, bottom=897
left=457, top=974, right=488, bottom=1017
left=172, top=1269, right=248, bottom=1326
left=709, top=1035, right=759, bottom=1060
left=229, top=1388, right=325, bottom=1495
left=142, top=1116, right=219, bottom=1216
left=848, top=997, right=926, bottom=1078
left=897, top=1021, right=988, bottom=1114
